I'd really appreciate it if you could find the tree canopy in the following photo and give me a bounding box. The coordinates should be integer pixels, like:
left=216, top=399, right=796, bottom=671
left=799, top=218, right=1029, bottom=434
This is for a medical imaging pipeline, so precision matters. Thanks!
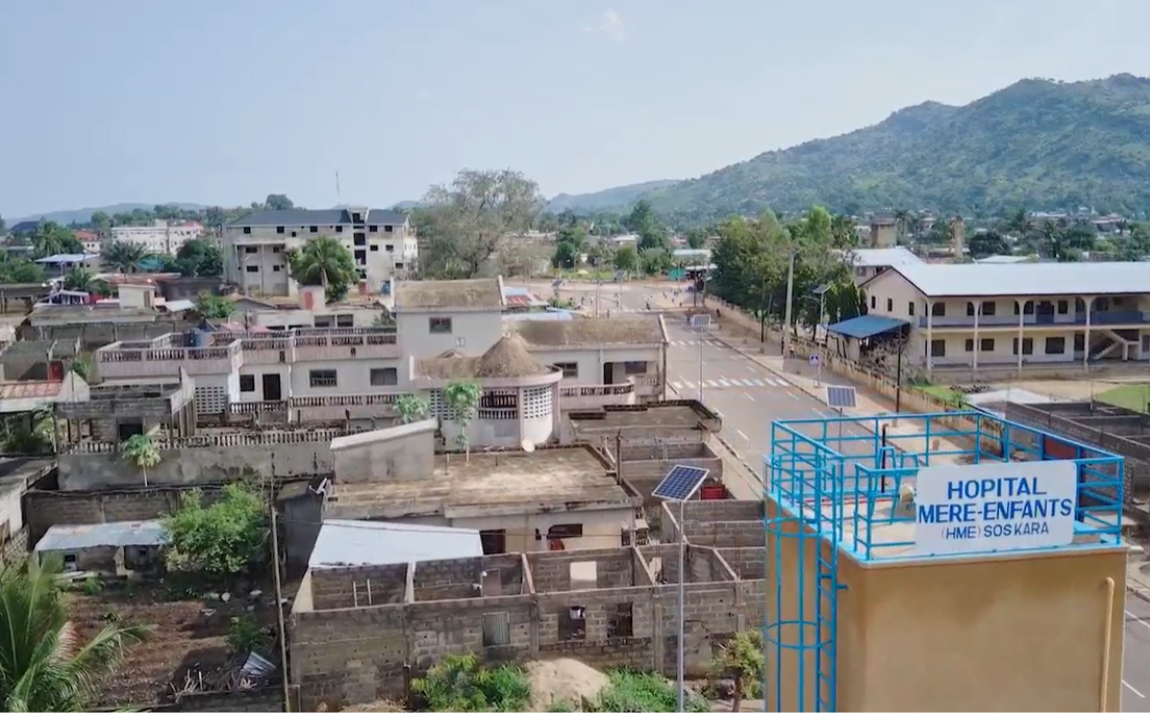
left=289, top=236, right=359, bottom=302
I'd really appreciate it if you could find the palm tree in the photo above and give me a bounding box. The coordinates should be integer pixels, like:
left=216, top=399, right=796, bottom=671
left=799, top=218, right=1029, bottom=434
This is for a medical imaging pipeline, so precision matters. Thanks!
left=101, top=241, right=149, bottom=274
left=62, top=268, right=93, bottom=292
left=288, top=237, right=358, bottom=301
left=122, top=433, right=160, bottom=487
left=0, top=555, right=147, bottom=711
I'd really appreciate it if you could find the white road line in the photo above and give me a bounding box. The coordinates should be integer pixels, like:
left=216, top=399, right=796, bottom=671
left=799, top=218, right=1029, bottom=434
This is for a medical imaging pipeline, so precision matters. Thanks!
left=786, top=391, right=799, bottom=400
left=736, top=429, right=749, bottom=441
left=1127, top=610, right=1150, bottom=632
left=745, top=393, right=756, bottom=401
left=1125, top=680, right=1145, bottom=698
left=682, top=380, right=695, bottom=390
left=705, top=380, right=719, bottom=388
left=719, top=379, right=731, bottom=387
left=671, top=382, right=681, bottom=390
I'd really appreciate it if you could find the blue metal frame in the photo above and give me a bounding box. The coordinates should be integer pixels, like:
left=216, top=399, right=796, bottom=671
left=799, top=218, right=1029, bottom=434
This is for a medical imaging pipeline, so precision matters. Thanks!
left=762, top=410, right=1125, bottom=712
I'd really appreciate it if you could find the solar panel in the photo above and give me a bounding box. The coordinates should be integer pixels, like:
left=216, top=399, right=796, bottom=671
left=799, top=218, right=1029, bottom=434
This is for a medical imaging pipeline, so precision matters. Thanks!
left=652, top=464, right=710, bottom=502
left=826, top=385, right=858, bottom=409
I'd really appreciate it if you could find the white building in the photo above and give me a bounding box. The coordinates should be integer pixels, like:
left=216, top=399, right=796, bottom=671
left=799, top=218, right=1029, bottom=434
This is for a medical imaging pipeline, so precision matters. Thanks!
left=110, top=221, right=203, bottom=256
left=853, top=261, right=1150, bottom=377
left=223, top=207, right=417, bottom=298
left=843, top=247, right=922, bottom=283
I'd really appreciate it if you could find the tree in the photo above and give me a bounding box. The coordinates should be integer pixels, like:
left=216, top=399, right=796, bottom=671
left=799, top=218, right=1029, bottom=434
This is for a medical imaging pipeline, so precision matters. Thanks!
left=174, top=239, right=223, bottom=277
left=29, top=221, right=82, bottom=258
left=122, top=433, right=160, bottom=487
left=102, top=241, right=149, bottom=273
left=639, top=247, right=672, bottom=276
left=0, top=259, right=45, bottom=284
left=626, top=200, right=666, bottom=251
left=394, top=395, right=430, bottom=424
left=163, top=483, right=268, bottom=581
left=63, top=268, right=94, bottom=292
left=443, top=380, right=482, bottom=461
left=289, top=237, right=358, bottom=302
left=416, top=169, right=543, bottom=279
left=195, top=293, right=236, bottom=320
left=967, top=229, right=1011, bottom=259
left=551, top=224, right=587, bottom=269
left=70, top=353, right=93, bottom=381
left=0, top=555, right=147, bottom=711
left=89, top=211, right=111, bottom=232
left=685, top=228, right=707, bottom=250
left=613, top=245, right=638, bottom=273
left=713, top=630, right=766, bottom=713
left=265, top=194, right=295, bottom=211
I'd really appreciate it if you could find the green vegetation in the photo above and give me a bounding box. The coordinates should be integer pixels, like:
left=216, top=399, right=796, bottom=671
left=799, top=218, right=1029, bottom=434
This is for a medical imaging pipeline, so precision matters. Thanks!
left=1097, top=383, right=1150, bottom=413
left=194, top=292, right=236, bottom=320
left=79, top=575, right=103, bottom=596
left=288, top=236, right=359, bottom=302
left=915, top=384, right=968, bottom=408
left=170, top=238, right=224, bottom=277
left=226, top=613, right=271, bottom=656
left=592, top=670, right=709, bottom=713
left=163, top=482, right=268, bottom=582
left=0, top=555, right=147, bottom=711
left=444, top=380, right=483, bottom=460
left=712, top=630, right=766, bottom=713
left=102, top=241, right=149, bottom=273
left=1, top=406, right=55, bottom=455
left=394, top=394, right=430, bottom=424
left=612, top=245, right=637, bottom=273
left=552, top=223, right=588, bottom=270
left=122, top=433, right=160, bottom=487
left=411, top=654, right=531, bottom=712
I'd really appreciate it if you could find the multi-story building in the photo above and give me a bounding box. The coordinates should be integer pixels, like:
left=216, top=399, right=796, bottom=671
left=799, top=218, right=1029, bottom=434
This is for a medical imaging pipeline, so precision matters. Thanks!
left=223, top=207, right=416, bottom=297
left=843, top=247, right=922, bottom=284
left=110, top=221, right=203, bottom=256
left=854, top=261, right=1150, bottom=376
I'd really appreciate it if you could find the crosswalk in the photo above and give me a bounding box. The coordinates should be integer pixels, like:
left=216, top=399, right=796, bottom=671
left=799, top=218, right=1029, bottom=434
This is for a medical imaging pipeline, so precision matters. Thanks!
left=670, top=377, right=789, bottom=390
left=668, top=339, right=708, bottom=347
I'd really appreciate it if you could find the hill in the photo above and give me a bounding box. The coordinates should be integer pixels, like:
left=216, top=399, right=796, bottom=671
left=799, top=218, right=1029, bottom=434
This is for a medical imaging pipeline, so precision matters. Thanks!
left=637, top=74, right=1150, bottom=218
left=546, top=179, right=678, bottom=213
left=11, top=202, right=207, bottom=226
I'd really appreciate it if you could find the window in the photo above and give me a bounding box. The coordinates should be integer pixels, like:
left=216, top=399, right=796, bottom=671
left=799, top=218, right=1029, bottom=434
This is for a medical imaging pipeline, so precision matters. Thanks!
left=1045, top=337, right=1066, bottom=355
left=370, top=367, right=398, bottom=386
left=336, top=314, right=354, bottom=327
left=931, top=302, right=945, bottom=317
left=370, top=225, right=378, bottom=233
left=623, top=361, right=647, bottom=375
left=354, top=233, right=366, bottom=246
left=1057, top=300, right=1069, bottom=315
left=245, top=265, right=259, bottom=273
left=1014, top=301, right=1035, bottom=315
left=482, top=612, right=511, bottom=647
left=930, top=339, right=946, bottom=358
left=291, top=231, right=297, bottom=237
left=1097, top=297, right=1109, bottom=311
left=554, top=362, right=578, bottom=378
left=355, top=249, right=366, bottom=265
left=981, top=301, right=996, bottom=316
left=607, top=603, right=634, bottom=639
left=1075, top=333, right=1086, bottom=351
left=244, top=246, right=258, bottom=254
left=430, top=317, right=452, bottom=334
left=352, top=212, right=362, bottom=223
left=309, top=369, right=338, bottom=388
left=309, top=225, right=318, bottom=233
left=385, top=244, right=395, bottom=252
left=480, top=529, right=506, bottom=554
left=335, top=226, right=343, bottom=233
left=395, top=262, right=404, bottom=269
left=1013, top=337, right=1034, bottom=355
left=559, top=606, right=586, bottom=641
left=370, top=244, right=379, bottom=252
left=385, top=225, right=394, bottom=233
left=272, top=265, right=282, bottom=272
left=870, top=296, right=876, bottom=309
left=548, top=524, right=584, bottom=540
left=243, top=226, right=251, bottom=234
left=240, top=375, right=255, bottom=392
left=964, top=339, right=974, bottom=353
left=966, top=302, right=975, bottom=317
left=908, top=302, right=915, bottom=316
left=272, top=246, right=283, bottom=253
left=886, top=298, right=893, bottom=311
left=980, top=338, right=994, bottom=352
left=314, top=317, right=332, bottom=328
left=276, top=226, right=285, bottom=234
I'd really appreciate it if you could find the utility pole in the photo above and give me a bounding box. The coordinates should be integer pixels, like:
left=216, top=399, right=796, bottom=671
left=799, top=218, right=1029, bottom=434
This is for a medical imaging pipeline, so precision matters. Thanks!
left=270, top=503, right=292, bottom=711
left=895, top=328, right=904, bottom=414
left=782, top=249, right=796, bottom=356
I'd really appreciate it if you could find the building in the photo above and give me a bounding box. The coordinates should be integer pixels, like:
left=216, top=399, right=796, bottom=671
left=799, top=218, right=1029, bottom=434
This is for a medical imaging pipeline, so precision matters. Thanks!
left=75, top=229, right=101, bottom=255
left=765, top=410, right=1125, bottom=710
left=393, top=277, right=506, bottom=359
left=868, top=217, right=897, bottom=248
left=842, top=247, right=922, bottom=283
left=111, top=220, right=203, bottom=256
left=34, top=520, right=168, bottom=575
left=855, top=261, right=1150, bottom=376
left=223, top=208, right=416, bottom=297
left=35, top=253, right=98, bottom=279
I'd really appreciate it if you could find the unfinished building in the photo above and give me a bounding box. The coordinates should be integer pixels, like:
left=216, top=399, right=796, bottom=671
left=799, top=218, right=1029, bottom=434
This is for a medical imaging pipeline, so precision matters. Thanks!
left=288, top=499, right=766, bottom=711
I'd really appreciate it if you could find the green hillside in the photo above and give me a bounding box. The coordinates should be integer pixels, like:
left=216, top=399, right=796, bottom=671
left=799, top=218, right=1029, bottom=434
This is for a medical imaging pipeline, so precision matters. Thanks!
left=546, top=179, right=678, bottom=213
left=639, top=74, right=1150, bottom=219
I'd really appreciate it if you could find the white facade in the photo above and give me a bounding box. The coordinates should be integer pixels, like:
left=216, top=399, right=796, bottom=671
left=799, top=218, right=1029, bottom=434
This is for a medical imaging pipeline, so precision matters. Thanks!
left=222, top=207, right=416, bottom=298
left=111, top=221, right=203, bottom=256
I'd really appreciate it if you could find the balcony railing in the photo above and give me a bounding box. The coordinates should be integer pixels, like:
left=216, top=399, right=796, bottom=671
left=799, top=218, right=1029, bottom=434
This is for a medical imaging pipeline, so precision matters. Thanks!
left=96, top=339, right=243, bottom=378
left=918, top=311, right=1150, bottom=329
left=560, top=383, right=635, bottom=398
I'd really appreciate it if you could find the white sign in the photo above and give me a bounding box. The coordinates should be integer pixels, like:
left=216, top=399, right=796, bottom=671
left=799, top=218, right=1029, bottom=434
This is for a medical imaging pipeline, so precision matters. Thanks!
left=913, top=460, right=1077, bottom=556
left=809, top=354, right=820, bottom=366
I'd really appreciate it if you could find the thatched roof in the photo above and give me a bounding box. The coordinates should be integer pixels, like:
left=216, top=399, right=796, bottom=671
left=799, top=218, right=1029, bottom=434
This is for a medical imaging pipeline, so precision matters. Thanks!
left=417, top=334, right=551, bottom=380
left=511, top=316, right=665, bottom=347
left=394, top=278, right=504, bottom=310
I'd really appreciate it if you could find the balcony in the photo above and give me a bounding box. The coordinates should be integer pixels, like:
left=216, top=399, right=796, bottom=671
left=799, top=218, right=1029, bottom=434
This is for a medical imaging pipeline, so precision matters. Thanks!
left=629, top=372, right=663, bottom=395
left=560, top=383, right=637, bottom=409
left=96, top=335, right=242, bottom=380
left=238, top=327, right=399, bottom=363
left=917, top=311, right=1150, bottom=329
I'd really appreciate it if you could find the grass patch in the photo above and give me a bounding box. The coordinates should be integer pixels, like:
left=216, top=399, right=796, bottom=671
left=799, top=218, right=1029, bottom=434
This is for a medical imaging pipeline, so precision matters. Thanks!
left=1097, top=383, right=1150, bottom=413
left=590, top=671, right=709, bottom=712
left=914, top=384, right=968, bottom=408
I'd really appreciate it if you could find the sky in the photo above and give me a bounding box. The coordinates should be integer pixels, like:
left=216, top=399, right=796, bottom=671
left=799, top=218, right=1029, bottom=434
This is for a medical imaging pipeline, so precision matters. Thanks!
left=3, top=0, right=1149, bottom=219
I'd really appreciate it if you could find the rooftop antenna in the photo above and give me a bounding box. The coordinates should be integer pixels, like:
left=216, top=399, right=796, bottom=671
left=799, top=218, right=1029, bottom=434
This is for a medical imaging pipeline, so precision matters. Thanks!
left=335, top=170, right=341, bottom=203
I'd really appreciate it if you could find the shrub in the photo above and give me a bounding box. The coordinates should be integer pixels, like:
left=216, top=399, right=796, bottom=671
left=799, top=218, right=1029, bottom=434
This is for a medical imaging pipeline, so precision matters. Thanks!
left=591, top=670, right=709, bottom=713
left=227, top=613, right=271, bottom=655
left=79, top=576, right=103, bottom=596
left=163, top=483, right=268, bottom=581
left=411, top=653, right=530, bottom=712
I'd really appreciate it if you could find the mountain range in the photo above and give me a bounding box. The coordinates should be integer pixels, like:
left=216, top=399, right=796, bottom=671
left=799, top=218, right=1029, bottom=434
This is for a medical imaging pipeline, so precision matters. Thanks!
left=9, top=203, right=207, bottom=226
left=554, top=74, right=1150, bottom=218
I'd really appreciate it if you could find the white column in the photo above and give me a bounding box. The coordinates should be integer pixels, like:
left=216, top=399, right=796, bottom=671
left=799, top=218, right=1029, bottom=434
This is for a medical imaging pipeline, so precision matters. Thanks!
left=1016, top=299, right=1025, bottom=377
left=972, top=302, right=980, bottom=372
left=926, top=301, right=934, bottom=372
left=1083, top=297, right=1093, bottom=371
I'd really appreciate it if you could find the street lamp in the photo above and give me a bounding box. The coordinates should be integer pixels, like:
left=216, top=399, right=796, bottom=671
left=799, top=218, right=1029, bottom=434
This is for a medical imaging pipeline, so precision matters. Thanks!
left=690, top=313, right=711, bottom=402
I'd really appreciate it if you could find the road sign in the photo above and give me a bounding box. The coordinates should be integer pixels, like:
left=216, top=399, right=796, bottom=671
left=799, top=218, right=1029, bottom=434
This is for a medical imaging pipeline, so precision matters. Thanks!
left=808, top=354, right=821, bottom=366
left=653, top=465, right=710, bottom=501
left=689, top=314, right=711, bottom=330
left=826, top=385, right=857, bottom=410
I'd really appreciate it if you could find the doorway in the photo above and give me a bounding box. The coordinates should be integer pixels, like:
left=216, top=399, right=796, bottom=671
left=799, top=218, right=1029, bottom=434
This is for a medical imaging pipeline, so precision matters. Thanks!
left=262, top=373, right=282, bottom=401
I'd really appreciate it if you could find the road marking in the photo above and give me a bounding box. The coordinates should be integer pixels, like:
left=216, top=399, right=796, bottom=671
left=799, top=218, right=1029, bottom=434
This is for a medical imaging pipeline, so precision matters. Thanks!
left=719, top=379, right=731, bottom=387
left=670, top=382, right=681, bottom=390
left=705, top=380, right=719, bottom=388
left=1127, top=610, right=1150, bottom=632
left=745, top=393, right=755, bottom=401
left=1125, top=680, right=1145, bottom=698
left=682, top=380, right=695, bottom=390
left=737, top=429, right=749, bottom=441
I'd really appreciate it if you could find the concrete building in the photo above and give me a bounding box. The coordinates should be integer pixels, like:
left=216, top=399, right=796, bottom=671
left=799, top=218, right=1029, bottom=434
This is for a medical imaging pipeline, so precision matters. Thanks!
left=842, top=246, right=922, bottom=284
left=111, top=220, right=203, bottom=256
left=223, top=208, right=415, bottom=297
left=764, top=410, right=1125, bottom=711
left=856, top=261, right=1150, bottom=377
left=34, top=520, right=167, bottom=575
left=868, top=217, right=897, bottom=248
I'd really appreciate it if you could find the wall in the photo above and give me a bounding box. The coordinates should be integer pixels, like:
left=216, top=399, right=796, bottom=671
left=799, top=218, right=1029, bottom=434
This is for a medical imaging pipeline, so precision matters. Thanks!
left=531, top=346, right=662, bottom=386
left=402, top=507, right=637, bottom=554
left=396, top=310, right=504, bottom=360
left=24, top=485, right=226, bottom=542
left=289, top=356, right=409, bottom=396
left=0, top=482, right=23, bottom=540
left=330, top=421, right=436, bottom=484
left=156, top=687, right=285, bottom=712
left=58, top=440, right=333, bottom=490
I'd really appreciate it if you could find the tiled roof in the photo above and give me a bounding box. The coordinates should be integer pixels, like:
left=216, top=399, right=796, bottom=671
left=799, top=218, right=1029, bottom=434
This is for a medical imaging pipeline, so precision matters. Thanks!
left=227, top=208, right=407, bottom=228
left=0, top=381, right=63, bottom=400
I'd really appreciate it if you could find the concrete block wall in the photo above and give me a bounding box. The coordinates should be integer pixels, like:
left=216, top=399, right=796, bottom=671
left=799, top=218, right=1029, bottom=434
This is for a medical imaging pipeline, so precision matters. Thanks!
left=291, top=606, right=408, bottom=710
left=526, top=548, right=637, bottom=592
left=310, top=563, right=409, bottom=610
left=717, top=547, right=766, bottom=580
left=24, top=487, right=224, bottom=542
left=407, top=595, right=534, bottom=668
left=536, top=586, right=659, bottom=671
left=413, top=554, right=525, bottom=601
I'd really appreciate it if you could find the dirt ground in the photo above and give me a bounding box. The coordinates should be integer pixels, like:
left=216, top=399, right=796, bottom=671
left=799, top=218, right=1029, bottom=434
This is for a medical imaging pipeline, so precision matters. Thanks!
left=69, top=582, right=274, bottom=708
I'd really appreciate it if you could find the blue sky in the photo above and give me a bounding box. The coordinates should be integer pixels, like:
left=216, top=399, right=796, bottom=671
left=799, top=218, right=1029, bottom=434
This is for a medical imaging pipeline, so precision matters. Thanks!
left=3, top=0, right=1148, bottom=218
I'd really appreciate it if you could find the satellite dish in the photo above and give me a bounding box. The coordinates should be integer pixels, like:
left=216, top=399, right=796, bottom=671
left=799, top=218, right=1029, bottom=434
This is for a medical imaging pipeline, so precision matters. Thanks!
left=521, top=439, right=535, bottom=453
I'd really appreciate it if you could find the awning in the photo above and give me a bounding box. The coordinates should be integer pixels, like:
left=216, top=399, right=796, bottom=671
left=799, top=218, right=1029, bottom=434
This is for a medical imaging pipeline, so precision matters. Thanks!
left=826, top=314, right=907, bottom=339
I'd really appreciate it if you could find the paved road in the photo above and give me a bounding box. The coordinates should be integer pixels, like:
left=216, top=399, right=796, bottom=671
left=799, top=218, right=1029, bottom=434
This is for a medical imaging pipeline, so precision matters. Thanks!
left=1123, top=593, right=1150, bottom=710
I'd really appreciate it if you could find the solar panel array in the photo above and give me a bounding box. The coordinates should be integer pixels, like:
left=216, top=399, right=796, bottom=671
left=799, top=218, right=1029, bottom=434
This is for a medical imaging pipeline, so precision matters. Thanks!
left=826, top=385, right=858, bottom=409
left=652, top=464, right=710, bottom=501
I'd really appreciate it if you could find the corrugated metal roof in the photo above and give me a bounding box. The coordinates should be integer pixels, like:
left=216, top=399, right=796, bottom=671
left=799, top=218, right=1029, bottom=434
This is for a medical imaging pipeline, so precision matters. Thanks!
left=827, top=314, right=907, bottom=339
left=0, top=381, right=63, bottom=400
left=35, top=520, right=169, bottom=552
left=886, top=262, right=1150, bottom=298
left=845, top=247, right=922, bottom=268
left=228, top=208, right=407, bottom=228
left=503, top=310, right=575, bottom=322
left=974, top=255, right=1032, bottom=264
left=308, top=520, right=483, bottom=569
left=34, top=254, right=97, bottom=264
